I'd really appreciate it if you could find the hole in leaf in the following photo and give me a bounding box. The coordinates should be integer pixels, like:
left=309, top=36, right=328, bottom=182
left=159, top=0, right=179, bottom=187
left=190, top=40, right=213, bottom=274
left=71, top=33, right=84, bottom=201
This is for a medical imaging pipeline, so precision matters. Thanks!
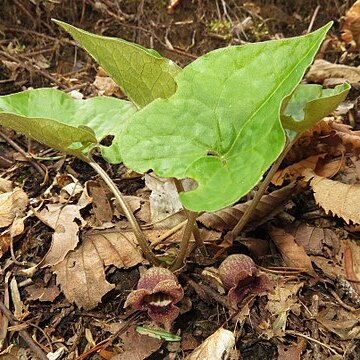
left=100, top=135, right=115, bottom=147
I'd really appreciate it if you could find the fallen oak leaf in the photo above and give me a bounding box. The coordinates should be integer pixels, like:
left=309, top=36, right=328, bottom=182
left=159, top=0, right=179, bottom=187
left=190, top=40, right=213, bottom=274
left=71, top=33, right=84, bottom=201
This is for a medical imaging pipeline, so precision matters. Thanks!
left=53, top=230, right=143, bottom=310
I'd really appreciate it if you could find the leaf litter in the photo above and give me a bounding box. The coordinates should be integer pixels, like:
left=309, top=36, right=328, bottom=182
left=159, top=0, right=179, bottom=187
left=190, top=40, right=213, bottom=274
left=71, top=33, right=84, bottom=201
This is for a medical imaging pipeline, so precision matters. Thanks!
left=2, top=1, right=360, bottom=359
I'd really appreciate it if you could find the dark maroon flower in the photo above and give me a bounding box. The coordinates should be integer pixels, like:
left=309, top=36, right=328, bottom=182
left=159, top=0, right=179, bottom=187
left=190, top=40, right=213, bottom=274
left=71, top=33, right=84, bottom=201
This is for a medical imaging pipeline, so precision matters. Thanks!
left=219, top=254, right=269, bottom=309
left=124, top=267, right=184, bottom=329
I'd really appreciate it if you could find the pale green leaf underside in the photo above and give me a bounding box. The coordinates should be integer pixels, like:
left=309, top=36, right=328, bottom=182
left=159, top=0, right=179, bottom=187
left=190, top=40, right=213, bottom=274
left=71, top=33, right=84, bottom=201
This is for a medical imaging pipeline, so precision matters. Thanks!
left=117, top=23, right=332, bottom=212
left=0, top=88, right=136, bottom=159
left=55, top=20, right=181, bottom=108
left=282, top=82, right=350, bottom=138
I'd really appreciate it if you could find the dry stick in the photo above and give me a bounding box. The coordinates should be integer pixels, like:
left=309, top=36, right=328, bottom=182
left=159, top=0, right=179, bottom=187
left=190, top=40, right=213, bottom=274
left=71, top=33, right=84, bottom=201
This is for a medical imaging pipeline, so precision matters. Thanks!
left=286, top=330, right=342, bottom=357
left=150, top=219, right=187, bottom=249
left=307, top=5, right=321, bottom=34
left=75, top=311, right=141, bottom=360
left=0, top=300, right=48, bottom=360
left=173, top=178, right=207, bottom=256
left=229, top=137, right=296, bottom=240
left=0, top=50, right=68, bottom=90
left=170, top=211, right=198, bottom=271
left=87, top=155, right=162, bottom=266
left=0, top=131, right=47, bottom=182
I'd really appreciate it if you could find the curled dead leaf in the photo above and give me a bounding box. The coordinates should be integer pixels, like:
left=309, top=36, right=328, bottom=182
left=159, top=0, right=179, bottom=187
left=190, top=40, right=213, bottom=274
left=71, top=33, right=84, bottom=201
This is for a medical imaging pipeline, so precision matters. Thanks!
left=306, top=59, right=360, bottom=84
left=184, top=327, right=235, bottom=360
left=342, top=0, right=360, bottom=49
left=0, top=188, right=28, bottom=228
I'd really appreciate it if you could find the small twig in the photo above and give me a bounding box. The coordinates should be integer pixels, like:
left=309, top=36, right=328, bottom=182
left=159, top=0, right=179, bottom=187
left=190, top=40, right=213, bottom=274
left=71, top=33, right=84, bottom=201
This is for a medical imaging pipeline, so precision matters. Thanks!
left=87, top=153, right=162, bottom=266
left=166, top=47, right=198, bottom=60
left=0, top=50, right=68, bottom=90
left=0, top=299, right=48, bottom=360
left=173, top=179, right=207, bottom=256
left=258, top=265, right=304, bottom=275
left=307, top=5, right=321, bottom=34
left=228, top=137, right=296, bottom=241
left=0, top=131, right=47, bottom=183
left=0, top=274, right=11, bottom=351
left=150, top=219, right=187, bottom=248
left=181, top=273, right=232, bottom=310
left=170, top=211, right=198, bottom=271
left=328, top=288, right=358, bottom=312
left=286, top=329, right=342, bottom=357
left=75, top=311, right=141, bottom=360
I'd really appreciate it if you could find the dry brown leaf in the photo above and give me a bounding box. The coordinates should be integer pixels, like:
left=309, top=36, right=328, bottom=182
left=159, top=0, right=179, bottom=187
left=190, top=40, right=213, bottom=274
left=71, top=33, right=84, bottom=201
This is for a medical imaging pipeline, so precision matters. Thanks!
left=198, top=182, right=298, bottom=232
left=85, top=180, right=113, bottom=224
left=265, top=281, right=303, bottom=337
left=112, top=326, right=162, bottom=360
left=145, top=173, right=195, bottom=228
left=344, top=239, right=360, bottom=294
left=277, top=340, right=306, bottom=360
left=0, top=217, right=25, bottom=257
left=306, top=59, right=360, bottom=84
left=309, top=173, right=360, bottom=224
left=289, top=222, right=340, bottom=258
left=25, top=283, right=61, bottom=302
left=329, top=121, right=360, bottom=152
left=342, top=0, right=360, bottom=48
left=0, top=233, right=11, bottom=258
left=93, top=69, right=123, bottom=97
left=272, top=154, right=342, bottom=186
left=238, top=237, right=270, bottom=257
left=94, top=76, right=122, bottom=96
left=53, top=230, right=143, bottom=310
left=184, top=327, right=235, bottom=360
left=0, top=178, right=13, bottom=192
left=36, top=204, right=85, bottom=267
left=269, top=227, right=314, bottom=271
left=272, top=155, right=321, bottom=186
left=317, top=307, right=360, bottom=340
left=0, top=188, right=28, bottom=227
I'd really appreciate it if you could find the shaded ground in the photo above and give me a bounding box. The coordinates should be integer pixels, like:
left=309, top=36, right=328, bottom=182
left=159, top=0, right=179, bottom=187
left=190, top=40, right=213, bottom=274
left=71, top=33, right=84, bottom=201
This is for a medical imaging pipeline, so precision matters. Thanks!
left=1, top=1, right=360, bottom=359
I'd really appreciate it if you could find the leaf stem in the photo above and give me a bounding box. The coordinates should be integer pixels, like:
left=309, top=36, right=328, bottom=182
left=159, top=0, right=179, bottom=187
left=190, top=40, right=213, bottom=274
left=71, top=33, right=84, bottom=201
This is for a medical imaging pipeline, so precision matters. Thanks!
left=87, top=155, right=162, bottom=266
left=170, top=211, right=198, bottom=271
left=173, top=178, right=207, bottom=256
left=229, top=136, right=297, bottom=240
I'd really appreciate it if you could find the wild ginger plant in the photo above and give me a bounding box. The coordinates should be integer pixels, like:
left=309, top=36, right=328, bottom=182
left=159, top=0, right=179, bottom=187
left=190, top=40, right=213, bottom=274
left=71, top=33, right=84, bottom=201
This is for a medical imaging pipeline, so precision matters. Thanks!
left=0, top=20, right=350, bottom=270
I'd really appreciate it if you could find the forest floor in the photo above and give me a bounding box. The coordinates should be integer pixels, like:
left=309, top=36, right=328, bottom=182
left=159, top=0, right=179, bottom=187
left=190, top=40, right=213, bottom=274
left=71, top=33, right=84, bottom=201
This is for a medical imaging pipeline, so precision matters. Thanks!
left=1, top=1, right=360, bottom=359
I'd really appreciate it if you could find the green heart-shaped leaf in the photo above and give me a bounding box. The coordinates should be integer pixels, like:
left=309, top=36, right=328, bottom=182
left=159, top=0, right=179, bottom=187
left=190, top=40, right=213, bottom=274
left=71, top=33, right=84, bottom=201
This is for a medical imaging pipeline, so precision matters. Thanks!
left=282, top=82, right=350, bottom=139
left=114, top=23, right=332, bottom=212
left=0, top=88, right=136, bottom=160
left=54, top=20, right=181, bottom=108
